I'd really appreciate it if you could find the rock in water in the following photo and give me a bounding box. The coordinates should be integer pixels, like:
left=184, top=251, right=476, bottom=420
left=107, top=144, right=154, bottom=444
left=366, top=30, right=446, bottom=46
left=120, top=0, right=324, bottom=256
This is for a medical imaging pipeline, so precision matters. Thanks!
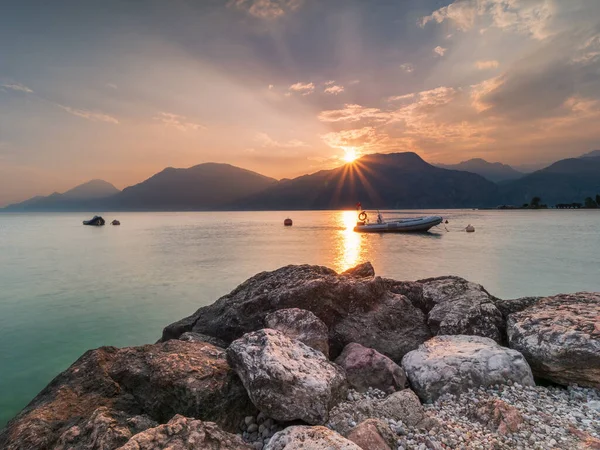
left=402, top=335, right=534, bottom=403
left=0, top=341, right=255, bottom=450
left=264, top=308, right=329, bottom=357
left=226, top=329, right=347, bottom=424
left=346, top=419, right=396, bottom=450
left=117, top=415, right=252, bottom=449
left=334, top=343, right=407, bottom=394
left=507, top=292, right=600, bottom=388
left=163, top=263, right=431, bottom=361
left=264, top=426, right=361, bottom=450
left=418, top=276, right=505, bottom=343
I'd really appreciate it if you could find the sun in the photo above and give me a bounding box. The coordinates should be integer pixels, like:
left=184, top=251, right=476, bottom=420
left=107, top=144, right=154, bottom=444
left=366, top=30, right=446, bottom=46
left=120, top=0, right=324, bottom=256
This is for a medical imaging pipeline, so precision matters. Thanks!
left=342, top=147, right=358, bottom=163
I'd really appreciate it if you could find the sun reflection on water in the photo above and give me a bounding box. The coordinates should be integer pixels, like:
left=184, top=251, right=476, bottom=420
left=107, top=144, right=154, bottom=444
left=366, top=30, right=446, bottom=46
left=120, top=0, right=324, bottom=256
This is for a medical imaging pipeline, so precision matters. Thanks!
left=335, top=210, right=363, bottom=272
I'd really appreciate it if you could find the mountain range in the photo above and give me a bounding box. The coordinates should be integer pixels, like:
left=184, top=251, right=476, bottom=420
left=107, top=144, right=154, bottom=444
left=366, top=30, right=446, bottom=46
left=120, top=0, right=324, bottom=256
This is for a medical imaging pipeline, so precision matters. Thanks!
left=3, top=151, right=600, bottom=211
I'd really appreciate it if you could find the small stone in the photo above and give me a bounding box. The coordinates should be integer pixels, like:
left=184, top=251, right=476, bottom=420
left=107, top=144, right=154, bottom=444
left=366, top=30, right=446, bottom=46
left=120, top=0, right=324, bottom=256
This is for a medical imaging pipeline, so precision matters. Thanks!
left=248, top=423, right=258, bottom=433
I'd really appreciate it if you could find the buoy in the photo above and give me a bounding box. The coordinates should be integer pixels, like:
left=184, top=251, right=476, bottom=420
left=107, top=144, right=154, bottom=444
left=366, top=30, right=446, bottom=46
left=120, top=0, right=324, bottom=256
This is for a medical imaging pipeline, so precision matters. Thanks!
left=466, top=224, right=475, bottom=232
left=111, top=220, right=120, bottom=226
left=284, top=218, right=293, bottom=226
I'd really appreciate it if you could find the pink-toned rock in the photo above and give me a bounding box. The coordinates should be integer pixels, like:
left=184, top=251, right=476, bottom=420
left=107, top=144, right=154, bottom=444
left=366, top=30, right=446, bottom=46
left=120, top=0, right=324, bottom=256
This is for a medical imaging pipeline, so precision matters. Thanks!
left=346, top=419, right=395, bottom=450
left=265, top=308, right=329, bottom=357
left=335, top=343, right=406, bottom=394
left=472, top=399, right=524, bottom=435
left=265, top=426, right=361, bottom=450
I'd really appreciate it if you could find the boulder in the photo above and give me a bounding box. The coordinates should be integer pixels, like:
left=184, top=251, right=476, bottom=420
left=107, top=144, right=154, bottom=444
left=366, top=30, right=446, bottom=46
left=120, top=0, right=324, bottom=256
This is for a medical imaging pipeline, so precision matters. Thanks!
left=0, top=341, right=255, bottom=450
left=346, top=419, right=396, bottom=450
left=178, top=331, right=228, bottom=348
left=328, top=390, right=431, bottom=436
left=493, top=296, right=541, bottom=318
left=418, top=276, right=505, bottom=343
left=117, top=415, right=252, bottom=449
left=264, top=426, right=361, bottom=450
left=334, top=343, right=407, bottom=394
left=264, top=308, right=329, bottom=357
left=163, top=263, right=431, bottom=361
left=402, top=335, right=534, bottom=403
left=507, top=293, right=600, bottom=388
left=226, top=329, right=347, bottom=424
left=342, top=262, right=375, bottom=278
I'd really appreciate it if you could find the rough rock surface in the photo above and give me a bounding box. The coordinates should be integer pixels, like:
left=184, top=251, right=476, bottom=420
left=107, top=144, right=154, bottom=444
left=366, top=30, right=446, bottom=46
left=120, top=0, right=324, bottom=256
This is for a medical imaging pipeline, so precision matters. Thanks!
left=507, top=292, right=600, bottom=388
left=227, top=329, right=347, bottom=424
left=493, top=296, right=541, bottom=318
left=264, top=308, right=329, bottom=357
left=418, top=276, right=505, bottom=343
left=346, top=418, right=396, bottom=450
left=0, top=341, right=255, bottom=450
left=117, top=415, right=251, bottom=449
left=402, top=335, right=534, bottom=403
left=342, top=262, right=375, bottom=278
left=264, top=426, right=361, bottom=450
left=163, top=263, right=431, bottom=361
left=471, top=398, right=524, bottom=435
left=335, top=343, right=406, bottom=394
left=178, top=331, right=228, bottom=348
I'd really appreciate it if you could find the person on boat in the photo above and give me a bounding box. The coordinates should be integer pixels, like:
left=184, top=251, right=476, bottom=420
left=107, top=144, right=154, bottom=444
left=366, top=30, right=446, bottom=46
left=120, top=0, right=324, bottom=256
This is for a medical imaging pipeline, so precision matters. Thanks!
left=377, top=211, right=383, bottom=224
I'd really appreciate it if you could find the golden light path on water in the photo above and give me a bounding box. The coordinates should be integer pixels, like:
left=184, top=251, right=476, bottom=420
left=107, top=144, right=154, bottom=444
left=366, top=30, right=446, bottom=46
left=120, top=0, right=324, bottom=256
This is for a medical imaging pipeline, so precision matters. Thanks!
left=335, top=210, right=363, bottom=272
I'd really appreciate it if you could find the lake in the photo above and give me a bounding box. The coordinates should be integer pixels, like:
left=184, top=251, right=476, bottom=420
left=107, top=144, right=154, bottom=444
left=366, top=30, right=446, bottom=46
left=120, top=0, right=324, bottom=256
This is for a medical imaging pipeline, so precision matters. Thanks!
left=1, top=209, right=599, bottom=427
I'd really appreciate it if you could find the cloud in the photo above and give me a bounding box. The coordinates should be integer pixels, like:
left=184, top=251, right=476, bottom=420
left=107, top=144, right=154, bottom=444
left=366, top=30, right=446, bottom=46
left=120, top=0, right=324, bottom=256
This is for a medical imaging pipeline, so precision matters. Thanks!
left=106, top=83, right=118, bottom=90
left=388, top=93, right=416, bottom=102
left=318, top=104, right=392, bottom=123
left=255, top=132, right=308, bottom=148
left=59, top=105, right=119, bottom=124
left=574, top=34, right=600, bottom=64
left=324, top=80, right=336, bottom=86
left=289, top=81, right=315, bottom=95
left=434, top=46, right=447, bottom=56
left=1, top=83, right=33, bottom=93
left=475, top=60, right=500, bottom=70
left=324, top=85, right=344, bottom=95
left=154, top=112, right=204, bottom=131
left=400, top=63, right=414, bottom=73
left=419, top=0, right=478, bottom=31
left=227, top=0, right=303, bottom=20
left=268, top=84, right=274, bottom=89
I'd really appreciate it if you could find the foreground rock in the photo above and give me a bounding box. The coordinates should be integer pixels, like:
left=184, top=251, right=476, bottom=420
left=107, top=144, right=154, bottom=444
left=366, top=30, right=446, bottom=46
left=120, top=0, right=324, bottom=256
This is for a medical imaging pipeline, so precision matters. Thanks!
left=418, top=276, right=505, bottom=343
left=335, top=343, right=406, bottom=394
left=227, top=329, right=347, bottom=424
left=178, top=331, right=228, bottom=348
left=493, top=296, right=541, bottom=318
left=0, top=341, right=254, bottom=450
left=118, top=415, right=252, bottom=449
left=265, top=426, right=361, bottom=450
left=264, top=308, right=329, bottom=357
left=402, top=335, right=534, bottom=403
left=508, top=292, right=600, bottom=388
left=162, top=263, right=431, bottom=361
left=346, top=419, right=397, bottom=450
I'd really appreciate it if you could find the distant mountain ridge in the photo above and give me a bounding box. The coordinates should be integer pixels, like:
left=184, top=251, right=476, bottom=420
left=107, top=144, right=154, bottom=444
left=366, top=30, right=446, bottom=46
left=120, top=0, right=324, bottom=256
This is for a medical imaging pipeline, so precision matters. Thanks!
left=436, top=158, right=523, bottom=183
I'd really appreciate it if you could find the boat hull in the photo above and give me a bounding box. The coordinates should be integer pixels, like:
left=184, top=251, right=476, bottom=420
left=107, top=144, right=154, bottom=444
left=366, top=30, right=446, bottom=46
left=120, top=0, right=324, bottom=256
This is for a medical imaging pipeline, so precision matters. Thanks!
left=354, top=216, right=443, bottom=233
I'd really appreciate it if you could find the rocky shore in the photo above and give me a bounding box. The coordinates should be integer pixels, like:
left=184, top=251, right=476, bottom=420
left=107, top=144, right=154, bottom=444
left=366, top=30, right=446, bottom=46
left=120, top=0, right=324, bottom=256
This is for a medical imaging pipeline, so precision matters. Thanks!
left=1, top=262, right=598, bottom=449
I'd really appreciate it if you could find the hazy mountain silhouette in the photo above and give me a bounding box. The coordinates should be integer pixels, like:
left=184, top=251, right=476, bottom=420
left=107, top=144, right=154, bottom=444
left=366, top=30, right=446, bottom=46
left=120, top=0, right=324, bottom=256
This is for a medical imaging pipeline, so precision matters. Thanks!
left=4, top=180, right=120, bottom=211
left=436, top=158, right=523, bottom=183
left=501, top=157, right=600, bottom=205
left=579, top=149, right=600, bottom=159
left=238, top=152, right=500, bottom=210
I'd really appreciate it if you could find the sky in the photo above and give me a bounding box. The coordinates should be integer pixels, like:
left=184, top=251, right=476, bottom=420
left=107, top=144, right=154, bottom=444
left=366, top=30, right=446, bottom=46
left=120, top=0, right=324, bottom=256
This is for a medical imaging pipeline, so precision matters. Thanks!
left=1, top=0, right=600, bottom=206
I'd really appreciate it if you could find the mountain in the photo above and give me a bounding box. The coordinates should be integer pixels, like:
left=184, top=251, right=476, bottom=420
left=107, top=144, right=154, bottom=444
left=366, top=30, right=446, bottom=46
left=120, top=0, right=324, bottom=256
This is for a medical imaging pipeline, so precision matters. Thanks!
left=580, top=149, right=600, bottom=159
left=238, top=152, right=500, bottom=210
left=106, top=163, right=277, bottom=211
left=436, top=158, right=523, bottom=183
left=501, top=157, right=600, bottom=205
left=4, top=180, right=120, bottom=212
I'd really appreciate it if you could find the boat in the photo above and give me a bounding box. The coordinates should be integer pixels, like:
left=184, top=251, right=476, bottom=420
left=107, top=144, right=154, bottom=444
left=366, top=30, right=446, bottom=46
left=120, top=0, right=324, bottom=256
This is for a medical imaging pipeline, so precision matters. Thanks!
left=83, top=216, right=105, bottom=226
left=353, top=212, right=443, bottom=233
left=111, top=220, right=121, bottom=226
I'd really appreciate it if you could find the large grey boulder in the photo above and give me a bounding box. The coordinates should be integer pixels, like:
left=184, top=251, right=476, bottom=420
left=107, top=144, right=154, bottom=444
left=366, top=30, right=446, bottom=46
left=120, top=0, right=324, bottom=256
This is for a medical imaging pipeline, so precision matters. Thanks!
left=418, top=276, right=505, bottom=343
left=264, top=308, right=329, bottom=357
left=335, top=343, right=407, bottom=394
left=117, top=415, right=252, bottom=450
left=265, top=426, right=361, bottom=450
left=507, top=292, right=600, bottom=388
left=163, top=263, right=431, bottom=361
left=402, top=335, right=534, bottom=403
left=226, top=329, right=348, bottom=424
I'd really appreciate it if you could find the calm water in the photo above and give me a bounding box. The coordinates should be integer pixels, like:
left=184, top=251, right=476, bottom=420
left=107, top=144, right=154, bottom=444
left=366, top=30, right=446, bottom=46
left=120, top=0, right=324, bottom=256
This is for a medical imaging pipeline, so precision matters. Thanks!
left=1, top=210, right=599, bottom=427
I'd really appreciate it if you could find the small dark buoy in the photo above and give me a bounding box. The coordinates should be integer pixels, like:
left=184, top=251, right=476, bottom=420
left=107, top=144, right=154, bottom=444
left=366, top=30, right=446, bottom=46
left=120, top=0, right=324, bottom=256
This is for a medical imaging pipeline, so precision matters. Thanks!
left=284, top=218, right=293, bottom=226
left=111, top=220, right=120, bottom=226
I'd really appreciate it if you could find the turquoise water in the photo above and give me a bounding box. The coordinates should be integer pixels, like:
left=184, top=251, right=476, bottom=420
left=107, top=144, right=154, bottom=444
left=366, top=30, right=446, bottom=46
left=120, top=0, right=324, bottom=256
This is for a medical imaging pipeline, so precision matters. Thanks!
left=1, top=210, right=599, bottom=427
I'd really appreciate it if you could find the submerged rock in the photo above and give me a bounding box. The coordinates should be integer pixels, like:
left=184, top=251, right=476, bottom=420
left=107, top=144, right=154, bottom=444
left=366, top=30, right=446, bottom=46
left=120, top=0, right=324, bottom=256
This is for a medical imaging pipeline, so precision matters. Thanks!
left=402, top=335, right=534, bottom=403
left=418, top=276, right=505, bottom=343
left=265, top=426, right=361, bottom=450
left=264, top=308, right=329, bottom=357
left=507, top=292, right=600, bottom=388
left=162, top=263, right=431, bottom=361
left=226, top=329, right=347, bottom=424
left=335, top=343, right=407, bottom=394
left=0, top=341, right=255, bottom=450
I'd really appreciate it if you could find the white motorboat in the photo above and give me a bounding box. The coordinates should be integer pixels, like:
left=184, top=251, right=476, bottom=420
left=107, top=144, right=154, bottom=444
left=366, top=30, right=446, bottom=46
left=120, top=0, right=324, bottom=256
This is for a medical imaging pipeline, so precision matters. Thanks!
left=354, top=212, right=443, bottom=233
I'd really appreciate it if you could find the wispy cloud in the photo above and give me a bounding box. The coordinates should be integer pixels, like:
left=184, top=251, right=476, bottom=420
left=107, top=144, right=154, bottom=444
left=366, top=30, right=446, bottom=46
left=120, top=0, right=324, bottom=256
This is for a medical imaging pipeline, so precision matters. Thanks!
left=106, top=83, right=118, bottom=90
left=475, top=60, right=500, bottom=70
left=324, top=85, right=344, bottom=95
left=1, top=83, right=33, bottom=94
left=400, top=63, right=414, bottom=73
left=324, top=80, right=336, bottom=86
left=154, top=112, right=204, bottom=131
left=289, top=81, right=315, bottom=95
left=255, top=132, right=308, bottom=148
left=227, top=0, right=303, bottom=20
left=59, top=105, right=119, bottom=124
left=434, top=46, right=447, bottom=56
